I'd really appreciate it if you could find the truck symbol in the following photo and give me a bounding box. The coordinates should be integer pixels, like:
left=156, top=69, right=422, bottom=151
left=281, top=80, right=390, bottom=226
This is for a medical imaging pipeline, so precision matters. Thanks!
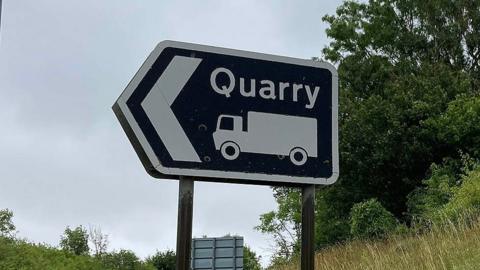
left=212, top=111, right=317, bottom=166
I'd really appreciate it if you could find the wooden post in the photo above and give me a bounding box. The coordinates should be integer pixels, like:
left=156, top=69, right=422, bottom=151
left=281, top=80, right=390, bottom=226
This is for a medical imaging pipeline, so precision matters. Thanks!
left=301, top=184, right=315, bottom=270
left=176, top=177, right=194, bottom=270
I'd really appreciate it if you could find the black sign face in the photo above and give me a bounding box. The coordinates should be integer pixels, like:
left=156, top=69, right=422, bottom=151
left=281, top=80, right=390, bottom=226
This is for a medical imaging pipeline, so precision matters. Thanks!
left=113, top=41, right=338, bottom=185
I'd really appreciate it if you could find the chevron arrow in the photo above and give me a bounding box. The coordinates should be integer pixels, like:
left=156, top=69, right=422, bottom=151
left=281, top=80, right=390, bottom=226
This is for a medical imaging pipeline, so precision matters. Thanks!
left=141, top=56, right=203, bottom=163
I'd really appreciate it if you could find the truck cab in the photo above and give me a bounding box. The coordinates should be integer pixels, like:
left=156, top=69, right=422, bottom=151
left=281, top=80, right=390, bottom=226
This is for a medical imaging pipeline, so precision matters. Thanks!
left=216, top=115, right=243, bottom=133
left=213, top=115, right=246, bottom=161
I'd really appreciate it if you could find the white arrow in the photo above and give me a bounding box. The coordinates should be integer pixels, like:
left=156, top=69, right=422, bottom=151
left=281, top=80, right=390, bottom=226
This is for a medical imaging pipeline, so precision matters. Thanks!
left=141, top=56, right=203, bottom=163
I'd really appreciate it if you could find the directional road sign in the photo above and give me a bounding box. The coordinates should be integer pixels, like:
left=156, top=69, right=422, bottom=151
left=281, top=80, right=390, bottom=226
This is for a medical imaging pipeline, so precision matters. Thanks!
left=113, top=40, right=338, bottom=185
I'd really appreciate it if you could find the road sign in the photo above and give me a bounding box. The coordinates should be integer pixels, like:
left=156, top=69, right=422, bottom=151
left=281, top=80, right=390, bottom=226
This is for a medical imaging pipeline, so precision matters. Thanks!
left=191, top=237, right=243, bottom=270
left=113, top=40, right=338, bottom=185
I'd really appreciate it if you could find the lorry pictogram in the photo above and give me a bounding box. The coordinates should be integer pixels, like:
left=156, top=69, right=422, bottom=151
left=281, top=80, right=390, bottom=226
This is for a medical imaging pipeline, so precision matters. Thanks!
left=213, top=111, right=317, bottom=166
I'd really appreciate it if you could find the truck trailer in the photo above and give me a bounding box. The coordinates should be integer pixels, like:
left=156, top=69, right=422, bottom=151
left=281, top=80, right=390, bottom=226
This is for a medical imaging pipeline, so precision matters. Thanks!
left=212, top=111, right=317, bottom=166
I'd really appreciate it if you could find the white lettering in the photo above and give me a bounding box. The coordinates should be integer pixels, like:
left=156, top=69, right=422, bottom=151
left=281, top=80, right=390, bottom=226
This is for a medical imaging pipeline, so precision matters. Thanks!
left=210, top=67, right=235, bottom=97
left=304, top=85, right=320, bottom=109
left=292, top=84, right=303, bottom=102
left=209, top=67, right=320, bottom=109
left=240, top=78, right=256, bottom=97
left=279, top=82, right=289, bottom=101
left=259, top=80, right=276, bottom=100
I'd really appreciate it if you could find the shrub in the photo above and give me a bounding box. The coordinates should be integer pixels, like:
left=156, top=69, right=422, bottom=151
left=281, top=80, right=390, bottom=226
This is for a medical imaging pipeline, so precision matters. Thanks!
left=145, top=250, right=176, bottom=270
left=440, top=165, right=480, bottom=221
left=0, top=237, right=104, bottom=270
left=244, top=245, right=262, bottom=270
left=100, top=249, right=154, bottom=270
left=60, top=226, right=89, bottom=256
left=406, top=161, right=457, bottom=223
left=350, top=199, right=398, bottom=239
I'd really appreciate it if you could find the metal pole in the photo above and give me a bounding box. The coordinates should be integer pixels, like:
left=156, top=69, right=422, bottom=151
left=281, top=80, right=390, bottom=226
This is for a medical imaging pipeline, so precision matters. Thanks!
left=301, top=184, right=315, bottom=270
left=176, top=177, right=194, bottom=270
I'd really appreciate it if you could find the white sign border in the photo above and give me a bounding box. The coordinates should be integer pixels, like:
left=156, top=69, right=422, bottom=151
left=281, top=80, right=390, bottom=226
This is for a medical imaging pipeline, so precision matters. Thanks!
left=114, top=40, right=339, bottom=185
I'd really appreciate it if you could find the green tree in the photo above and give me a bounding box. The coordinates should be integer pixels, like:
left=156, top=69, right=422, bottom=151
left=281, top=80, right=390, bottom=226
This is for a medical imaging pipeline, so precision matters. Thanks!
left=101, top=249, right=154, bottom=270
left=350, top=199, right=398, bottom=239
left=244, top=245, right=262, bottom=270
left=257, top=0, right=480, bottom=254
left=423, top=96, right=480, bottom=158
left=60, top=225, right=89, bottom=255
left=407, top=95, right=480, bottom=223
left=145, top=250, right=176, bottom=270
left=323, top=0, right=479, bottom=227
left=0, top=209, right=15, bottom=238
left=255, top=188, right=301, bottom=260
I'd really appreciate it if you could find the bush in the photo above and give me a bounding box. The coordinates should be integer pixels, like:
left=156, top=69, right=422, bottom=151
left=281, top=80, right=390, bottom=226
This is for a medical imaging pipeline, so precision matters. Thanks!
left=100, top=249, right=154, bottom=270
left=60, top=226, right=89, bottom=256
left=0, top=237, right=104, bottom=270
left=440, top=165, right=480, bottom=221
left=406, top=161, right=458, bottom=223
left=350, top=199, right=398, bottom=239
left=244, top=245, right=262, bottom=270
left=145, top=250, right=176, bottom=270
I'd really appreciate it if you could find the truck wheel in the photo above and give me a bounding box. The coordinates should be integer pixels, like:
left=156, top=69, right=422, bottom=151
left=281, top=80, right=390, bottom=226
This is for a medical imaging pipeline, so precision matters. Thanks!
left=289, top=147, right=307, bottom=166
left=220, top=142, right=240, bottom=160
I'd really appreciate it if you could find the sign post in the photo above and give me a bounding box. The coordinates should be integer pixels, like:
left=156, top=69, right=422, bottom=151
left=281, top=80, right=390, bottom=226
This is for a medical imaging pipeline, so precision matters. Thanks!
left=176, top=177, right=194, bottom=270
left=113, top=40, right=338, bottom=268
left=301, top=184, right=316, bottom=269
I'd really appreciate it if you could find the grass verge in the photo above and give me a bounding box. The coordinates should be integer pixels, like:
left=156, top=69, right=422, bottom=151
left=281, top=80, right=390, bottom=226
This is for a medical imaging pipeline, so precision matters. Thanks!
left=272, top=214, right=480, bottom=270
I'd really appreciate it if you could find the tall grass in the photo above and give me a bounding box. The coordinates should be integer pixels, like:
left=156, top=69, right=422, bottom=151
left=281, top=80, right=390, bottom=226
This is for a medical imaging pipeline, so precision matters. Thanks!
left=272, top=210, right=480, bottom=270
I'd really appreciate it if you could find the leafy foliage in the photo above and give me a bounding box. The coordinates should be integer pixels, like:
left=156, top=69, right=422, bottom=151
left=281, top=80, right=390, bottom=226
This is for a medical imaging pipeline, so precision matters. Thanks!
left=1, top=213, right=261, bottom=270
left=257, top=0, right=480, bottom=263
left=145, top=250, right=176, bottom=270
left=350, top=199, right=398, bottom=239
left=255, top=188, right=301, bottom=261
left=440, top=165, right=480, bottom=220
left=0, top=236, right=156, bottom=270
left=60, top=226, right=90, bottom=256
left=0, top=236, right=104, bottom=270
left=100, top=249, right=154, bottom=270
left=424, top=95, right=480, bottom=158
left=244, top=245, right=262, bottom=270
left=0, top=209, right=15, bottom=238
left=406, top=160, right=458, bottom=222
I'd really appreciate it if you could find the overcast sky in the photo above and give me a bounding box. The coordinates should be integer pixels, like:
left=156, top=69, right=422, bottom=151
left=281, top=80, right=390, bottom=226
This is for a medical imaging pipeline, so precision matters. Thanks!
left=0, top=0, right=342, bottom=266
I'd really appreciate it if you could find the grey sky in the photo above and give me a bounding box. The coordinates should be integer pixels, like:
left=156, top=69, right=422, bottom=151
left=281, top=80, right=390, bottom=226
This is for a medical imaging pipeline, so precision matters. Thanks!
left=0, top=0, right=342, bottom=265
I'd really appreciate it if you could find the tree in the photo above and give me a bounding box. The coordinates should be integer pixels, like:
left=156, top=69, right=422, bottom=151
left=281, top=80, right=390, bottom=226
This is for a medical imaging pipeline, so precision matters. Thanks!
left=89, top=225, right=109, bottom=256
left=244, top=245, right=262, bottom=270
left=101, top=249, right=154, bottom=270
left=0, top=209, right=15, bottom=238
left=60, top=225, right=89, bottom=255
left=322, top=0, right=479, bottom=223
left=350, top=199, right=398, bottom=239
left=257, top=0, right=480, bottom=254
left=255, top=188, right=301, bottom=261
left=145, top=250, right=176, bottom=270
